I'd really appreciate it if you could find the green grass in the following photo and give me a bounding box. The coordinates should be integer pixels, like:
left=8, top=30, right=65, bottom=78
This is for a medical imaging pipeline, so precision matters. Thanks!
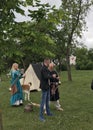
left=0, top=70, right=93, bottom=130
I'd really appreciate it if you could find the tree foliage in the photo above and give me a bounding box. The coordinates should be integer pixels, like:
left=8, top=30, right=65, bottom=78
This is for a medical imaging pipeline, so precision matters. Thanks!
left=0, top=0, right=93, bottom=79
left=75, top=47, right=93, bottom=70
left=54, top=0, right=93, bottom=80
left=0, top=0, right=56, bottom=72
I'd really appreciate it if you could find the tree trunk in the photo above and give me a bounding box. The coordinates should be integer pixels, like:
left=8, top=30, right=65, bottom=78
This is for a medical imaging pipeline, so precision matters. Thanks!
left=66, top=46, right=72, bottom=81
left=0, top=110, right=3, bottom=130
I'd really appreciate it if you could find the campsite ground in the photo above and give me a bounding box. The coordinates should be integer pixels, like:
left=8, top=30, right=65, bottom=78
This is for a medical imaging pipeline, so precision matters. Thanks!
left=0, top=69, right=93, bottom=130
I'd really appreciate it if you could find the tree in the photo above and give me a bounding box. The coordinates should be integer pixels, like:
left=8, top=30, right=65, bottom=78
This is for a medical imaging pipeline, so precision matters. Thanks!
left=0, top=0, right=26, bottom=72
left=75, top=47, right=93, bottom=70
left=57, top=0, right=93, bottom=80
left=0, top=0, right=56, bottom=71
left=88, top=48, right=93, bottom=61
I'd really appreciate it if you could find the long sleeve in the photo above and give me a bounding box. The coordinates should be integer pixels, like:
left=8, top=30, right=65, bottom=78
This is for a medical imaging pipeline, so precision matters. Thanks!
left=40, top=65, right=53, bottom=90
left=41, top=68, right=53, bottom=80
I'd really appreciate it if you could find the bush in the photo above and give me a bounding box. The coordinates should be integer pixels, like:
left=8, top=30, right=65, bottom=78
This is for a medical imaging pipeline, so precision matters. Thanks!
left=86, top=61, right=93, bottom=70
left=56, top=63, right=67, bottom=72
left=76, top=60, right=93, bottom=70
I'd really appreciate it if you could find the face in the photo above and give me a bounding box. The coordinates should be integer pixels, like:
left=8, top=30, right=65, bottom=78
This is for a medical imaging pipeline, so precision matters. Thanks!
left=46, top=60, right=50, bottom=67
left=49, top=62, right=54, bottom=69
left=14, top=64, right=18, bottom=70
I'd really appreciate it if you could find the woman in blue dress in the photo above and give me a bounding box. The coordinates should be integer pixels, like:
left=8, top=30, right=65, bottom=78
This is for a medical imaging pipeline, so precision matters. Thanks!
left=10, top=63, right=24, bottom=106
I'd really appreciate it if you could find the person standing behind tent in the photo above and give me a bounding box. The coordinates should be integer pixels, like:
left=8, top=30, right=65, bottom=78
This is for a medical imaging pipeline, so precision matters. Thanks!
left=48, top=62, right=63, bottom=111
left=39, top=58, right=56, bottom=121
left=10, top=63, right=24, bottom=107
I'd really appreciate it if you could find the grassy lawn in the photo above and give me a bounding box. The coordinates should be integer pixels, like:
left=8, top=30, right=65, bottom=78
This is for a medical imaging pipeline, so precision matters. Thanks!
left=0, top=70, right=93, bottom=130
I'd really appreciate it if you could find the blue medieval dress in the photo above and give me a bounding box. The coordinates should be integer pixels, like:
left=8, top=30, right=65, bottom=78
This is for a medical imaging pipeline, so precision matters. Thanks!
left=10, top=70, right=23, bottom=106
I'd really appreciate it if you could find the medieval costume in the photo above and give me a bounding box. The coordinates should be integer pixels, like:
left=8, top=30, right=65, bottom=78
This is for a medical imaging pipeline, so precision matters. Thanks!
left=49, top=70, right=62, bottom=110
left=10, top=63, right=23, bottom=106
left=48, top=62, right=63, bottom=111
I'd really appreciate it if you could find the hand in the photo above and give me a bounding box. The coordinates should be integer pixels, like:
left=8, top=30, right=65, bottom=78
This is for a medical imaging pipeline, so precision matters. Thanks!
left=52, top=74, right=56, bottom=78
left=23, top=74, right=26, bottom=78
left=56, top=76, right=60, bottom=80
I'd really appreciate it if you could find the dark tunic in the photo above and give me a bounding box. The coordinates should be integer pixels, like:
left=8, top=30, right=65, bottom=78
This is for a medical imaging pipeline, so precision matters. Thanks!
left=40, top=65, right=53, bottom=91
left=50, top=70, right=60, bottom=101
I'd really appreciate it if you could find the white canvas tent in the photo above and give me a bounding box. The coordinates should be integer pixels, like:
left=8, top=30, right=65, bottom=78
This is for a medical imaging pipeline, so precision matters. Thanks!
left=20, top=64, right=42, bottom=91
